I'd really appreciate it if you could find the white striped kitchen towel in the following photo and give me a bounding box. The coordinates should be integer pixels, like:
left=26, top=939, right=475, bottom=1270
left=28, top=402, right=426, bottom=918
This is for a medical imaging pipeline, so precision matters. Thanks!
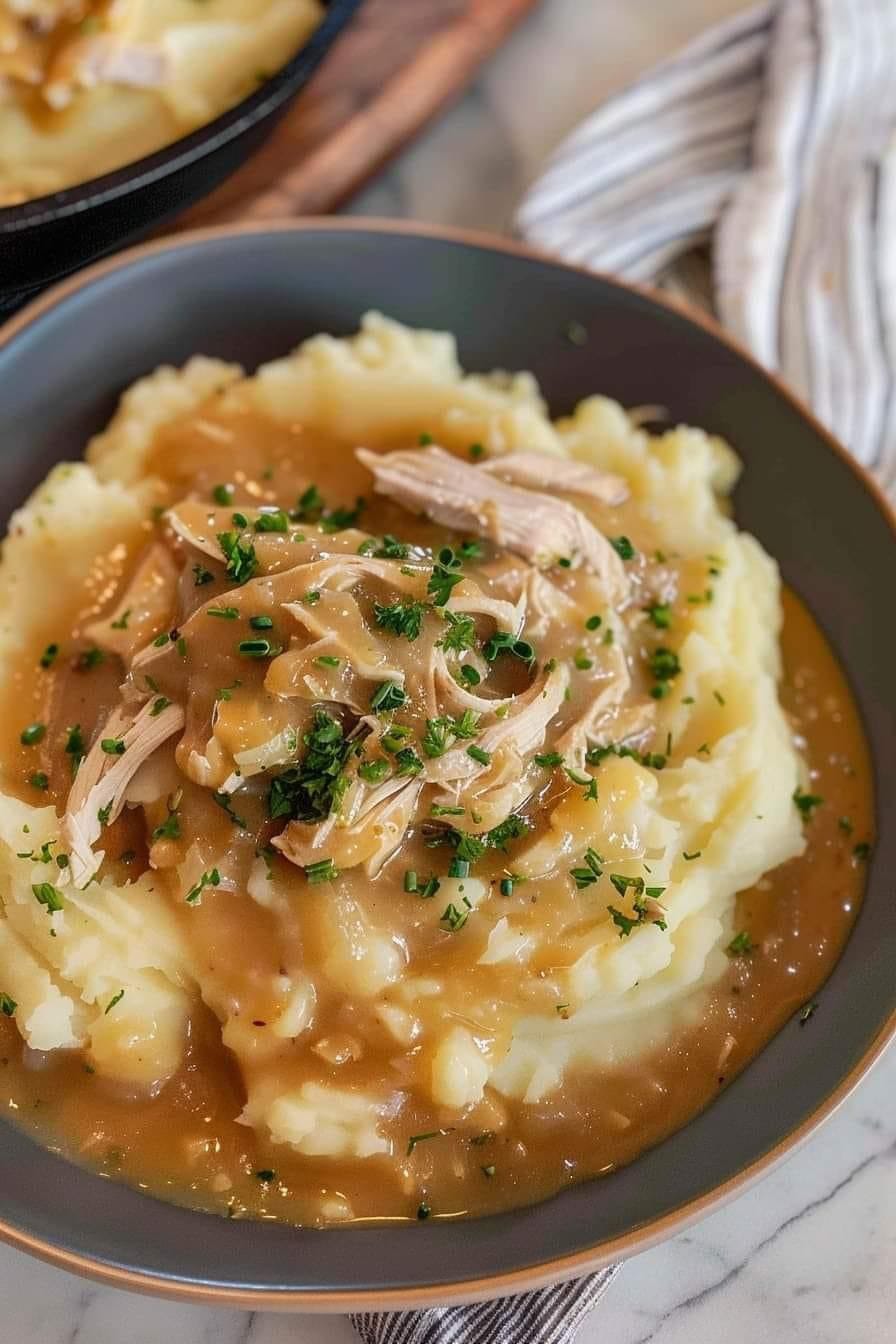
left=519, top=0, right=896, bottom=495
left=351, top=1267, right=619, bottom=1344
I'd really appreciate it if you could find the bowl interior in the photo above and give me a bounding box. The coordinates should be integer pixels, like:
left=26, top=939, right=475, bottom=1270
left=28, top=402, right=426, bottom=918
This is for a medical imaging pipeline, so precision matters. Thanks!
left=0, top=224, right=893, bottom=1306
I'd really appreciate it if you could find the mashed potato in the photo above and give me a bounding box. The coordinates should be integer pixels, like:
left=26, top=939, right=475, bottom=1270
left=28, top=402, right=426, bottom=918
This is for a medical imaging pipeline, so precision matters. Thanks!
left=0, top=0, right=323, bottom=204
left=0, top=315, right=807, bottom=1200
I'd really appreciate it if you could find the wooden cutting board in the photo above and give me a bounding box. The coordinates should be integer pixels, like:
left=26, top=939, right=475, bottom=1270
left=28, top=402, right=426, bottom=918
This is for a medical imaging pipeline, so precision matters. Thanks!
left=175, top=0, right=540, bottom=229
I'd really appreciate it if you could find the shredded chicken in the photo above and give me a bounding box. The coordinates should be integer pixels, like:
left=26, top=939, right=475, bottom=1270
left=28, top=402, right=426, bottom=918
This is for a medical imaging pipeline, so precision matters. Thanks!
left=357, top=445, right=628, bottom=601
left=480, top=452, right=629, bottom=506
left=43, top=35, right=167, bottom=110
left=62, top=699, right=185, bottom=888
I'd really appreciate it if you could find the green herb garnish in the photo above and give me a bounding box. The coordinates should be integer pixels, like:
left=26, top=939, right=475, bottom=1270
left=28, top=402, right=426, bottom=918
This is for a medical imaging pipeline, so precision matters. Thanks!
left=185, top=868, right=220, bottom=905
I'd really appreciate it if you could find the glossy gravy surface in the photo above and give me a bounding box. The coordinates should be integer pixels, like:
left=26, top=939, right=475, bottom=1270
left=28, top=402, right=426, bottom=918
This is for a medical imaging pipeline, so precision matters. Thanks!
left=0, top=406, right=873, bottom=1225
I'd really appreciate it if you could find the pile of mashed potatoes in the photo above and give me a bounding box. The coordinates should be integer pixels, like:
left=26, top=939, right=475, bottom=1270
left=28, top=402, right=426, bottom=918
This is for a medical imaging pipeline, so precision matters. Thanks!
left=0, top=0, right=323, bottom=205
left=0, top=314, right=806, bottom=1178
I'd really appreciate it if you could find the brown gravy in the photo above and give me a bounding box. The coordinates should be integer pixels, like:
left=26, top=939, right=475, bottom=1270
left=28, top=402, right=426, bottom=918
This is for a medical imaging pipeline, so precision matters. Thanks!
left=0, top=407, right=873, bottom=1226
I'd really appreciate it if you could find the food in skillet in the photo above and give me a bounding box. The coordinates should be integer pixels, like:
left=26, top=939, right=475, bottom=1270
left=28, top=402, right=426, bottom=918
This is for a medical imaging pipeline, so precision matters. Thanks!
left=0, top=315, right=872, bottom=1224
left=0, top=0, right=323, bottom=204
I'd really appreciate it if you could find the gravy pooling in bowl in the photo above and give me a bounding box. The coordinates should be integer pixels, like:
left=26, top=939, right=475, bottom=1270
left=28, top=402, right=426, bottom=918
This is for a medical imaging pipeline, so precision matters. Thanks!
left=0, top=317, right=873, bottom=1225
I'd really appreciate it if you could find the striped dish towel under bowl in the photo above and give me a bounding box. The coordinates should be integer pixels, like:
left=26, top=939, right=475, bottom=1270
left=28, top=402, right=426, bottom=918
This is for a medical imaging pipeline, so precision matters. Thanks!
left=353, top=3, right=895, bottom=1341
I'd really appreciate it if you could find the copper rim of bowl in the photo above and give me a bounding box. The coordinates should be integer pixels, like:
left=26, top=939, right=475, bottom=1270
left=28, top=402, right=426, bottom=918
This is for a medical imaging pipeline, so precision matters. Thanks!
left=0, top=218, right=894, bottom=1313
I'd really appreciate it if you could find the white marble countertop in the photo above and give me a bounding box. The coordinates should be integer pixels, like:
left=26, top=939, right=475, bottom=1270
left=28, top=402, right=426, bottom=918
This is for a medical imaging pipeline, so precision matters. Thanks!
left=4, top=1, right=894, bottom=1339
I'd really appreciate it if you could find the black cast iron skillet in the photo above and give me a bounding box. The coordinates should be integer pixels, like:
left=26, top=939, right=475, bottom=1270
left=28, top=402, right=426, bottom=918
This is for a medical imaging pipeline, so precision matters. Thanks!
left=0, top=0, right=362, bottom=309
left=0, top=221, right=893, bottom=1311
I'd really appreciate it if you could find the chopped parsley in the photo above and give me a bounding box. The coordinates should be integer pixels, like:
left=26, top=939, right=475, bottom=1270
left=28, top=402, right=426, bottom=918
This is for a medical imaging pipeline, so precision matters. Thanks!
left=374, top=599, right=428, bottom=641
left=76, top=646, right=105, bottom=671
left=394, top=747, right=424, bottom=777
left=19, top=723, right=45, bottom=746
left=293, top=484, right=324, bottom=520
left=428, top=558, right=463, bottom=606
left=32, top=882, right=64, bottom=914
left=585, top=614, right=602, bottom=631
left=483, top=630, right=536, bottom=664
left=64, top=724, right=85, bottom=771
left=358, top=533, right=410, bottom=559
left=217, top=531, right=258, bottom=585
left=486, top=814, right=530, bottom=850
left=185, top=868, right=221, bottom=905
left=648, top=647, right=681, bottom=682
left=646, top=602, right=672, bottom=629
left=253, top=508, right=289, bottom=533
left=304, top=858, right=339, bottom=884
left=152, top=810, right=180, bottom=841
left=101, top=738, right=126, bottom=755
left=439, top=609, right=477, bottom=653
left=212, top=483, right=234, bottom=506
left=97, top=803, right=112, bottom=826
left=441, top=899, right=473, bottom=932
left=104, top=989, right=125, bottom=1015
left=610, top=535, right=637, bottom=561
left=793, top=787, right=824, bottom=821
left=29, top=772, right=49, bottom=791
left=370, top=681, right=408, bottom=714
left=149, top=696, right=172, bottom=716
left=573, top=648, right=593, bottom=671
left=212, top=792, right=248, bottom=829
left=268, top=710, right=351, bottom=822
left=110, top=609, right=131, bottom=630
left=458, top=538, right=483, bottom=561
left=302, top=589, right=321, bottom=605
left=39, top=643, right=59, bottom=668
left=608, top=905, right=638, bottom=937
left=207, top=606, right=239, bottom=620
left=534, top=751, right=565, bottom=768
left=0, top=993, right=16, bottom=1017
left=570, top=848, right=604, bottom=889
left=468, top=442, right=485, bottom=460
left=727, top=931, right=754, bottom=957
left=359, top=758, right=390, bottom=785
left=320, top=499, right=365, bottom=534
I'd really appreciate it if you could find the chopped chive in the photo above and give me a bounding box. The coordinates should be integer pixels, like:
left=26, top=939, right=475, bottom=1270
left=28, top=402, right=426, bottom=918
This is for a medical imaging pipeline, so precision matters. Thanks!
left=104, top=989, right=125, bottom=1015
left=305, top=858, right=339, bottom=884
left=207, top=606, right=239, bottom=620
left=20, top=723, right=46, bottom=746
left=466, top=745, right=491, bottom=766
left=249, top=615, right=274, bottom=630
left=610, top=536, right=636, bottom=561
left=39, top=643, right=59, bottom=668
left=212, top=483, right=234, bottom=506
left=585, top=614, right=602, bottom=631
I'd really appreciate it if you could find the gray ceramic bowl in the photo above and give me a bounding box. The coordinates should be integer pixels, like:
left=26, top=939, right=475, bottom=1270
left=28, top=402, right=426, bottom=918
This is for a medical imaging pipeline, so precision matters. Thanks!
left=0, top=222, right=893, bottom=1311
